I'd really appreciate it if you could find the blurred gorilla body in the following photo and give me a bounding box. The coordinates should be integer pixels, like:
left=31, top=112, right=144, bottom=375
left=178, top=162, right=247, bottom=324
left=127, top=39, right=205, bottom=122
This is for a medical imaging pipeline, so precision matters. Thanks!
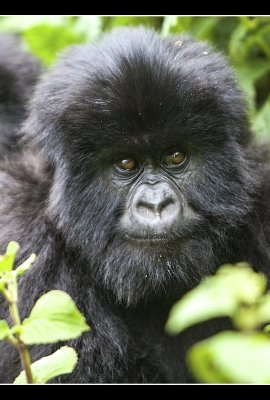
left=0, top=35, right=41, bottom=157
left=0, top=28, right=270, bottom=383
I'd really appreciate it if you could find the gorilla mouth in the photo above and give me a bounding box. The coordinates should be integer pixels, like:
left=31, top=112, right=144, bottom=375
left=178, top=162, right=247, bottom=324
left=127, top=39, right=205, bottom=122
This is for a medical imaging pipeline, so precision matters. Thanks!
left=124, top=234, right=169, bottom=243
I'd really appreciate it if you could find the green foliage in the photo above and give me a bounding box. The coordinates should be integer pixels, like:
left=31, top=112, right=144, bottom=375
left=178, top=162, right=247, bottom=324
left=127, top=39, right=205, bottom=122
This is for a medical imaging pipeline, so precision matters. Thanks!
left=188, top=332, right=270, bottom=383
left=0, top=241, right=20, bottom=273
left=166, top=263, right=266, bottom=334
left=23, top=24, right=85, bottom=66
left=167, top=263, right=270, bottom=383
left=21, top=290, right=89, bottom=344
left=14, top=346, right=78, bottom=384
left=0, top=320, right=9, bottom=340
left=0, top=243, right=90, bottom=383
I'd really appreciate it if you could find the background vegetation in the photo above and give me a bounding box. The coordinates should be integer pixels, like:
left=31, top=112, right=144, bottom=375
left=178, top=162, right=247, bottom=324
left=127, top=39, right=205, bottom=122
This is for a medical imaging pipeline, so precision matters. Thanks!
left=0, top=15, right=270, bottom=141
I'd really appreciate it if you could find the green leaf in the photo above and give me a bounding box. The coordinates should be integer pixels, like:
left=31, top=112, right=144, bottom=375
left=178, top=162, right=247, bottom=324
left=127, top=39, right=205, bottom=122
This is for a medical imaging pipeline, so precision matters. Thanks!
left=15, top=254, right=36, bottom=277
left=14, top=346, right=78, bottom=384
left=23, top=23, right=86, bottom=65
left=165, top=263, right=266, bottom=335
left=0, top=320, right=10, bottom=340
left=0, top=242, right=20, bottom=274
left=6, top=242, right=20, bottom=256
left=188, top=331, right=270, bottom=383
left=21, top=290, right=90, bottom=344
left=257, top=295, right=270, bottom=330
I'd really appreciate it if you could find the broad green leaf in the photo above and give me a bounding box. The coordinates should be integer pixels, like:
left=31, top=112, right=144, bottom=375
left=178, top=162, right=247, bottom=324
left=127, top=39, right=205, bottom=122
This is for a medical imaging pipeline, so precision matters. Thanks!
left=188, top=331, right=270, bottom=383
left=23, top=23, right=86, bottom=65
left=0, top=242, right=20, bottom=274
left=166, top=263, right=266, bottom=335
left=15, top=254, right=36, bottom=277
left=0, top=320, right=10, bottom=340
left=21, top=290, right=90, bottom=344
left=14, top=346, right=77, bottom=384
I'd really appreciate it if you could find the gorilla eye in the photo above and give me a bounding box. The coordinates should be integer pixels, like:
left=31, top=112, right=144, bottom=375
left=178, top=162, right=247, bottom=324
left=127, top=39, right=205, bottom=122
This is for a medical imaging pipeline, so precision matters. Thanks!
left=162, top=150, right=186, bottom=169
left=115, top=157, right=138, bottom=173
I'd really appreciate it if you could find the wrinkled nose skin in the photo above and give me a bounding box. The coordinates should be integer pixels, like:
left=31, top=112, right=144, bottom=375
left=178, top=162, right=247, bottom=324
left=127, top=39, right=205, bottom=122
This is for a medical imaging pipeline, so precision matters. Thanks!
left=130, top=182, right=181, bottom=233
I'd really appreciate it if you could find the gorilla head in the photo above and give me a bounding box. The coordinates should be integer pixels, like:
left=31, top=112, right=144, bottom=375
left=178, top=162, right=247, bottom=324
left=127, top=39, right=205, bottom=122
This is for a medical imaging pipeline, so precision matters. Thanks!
left=23, top=27, right=257, bottom=305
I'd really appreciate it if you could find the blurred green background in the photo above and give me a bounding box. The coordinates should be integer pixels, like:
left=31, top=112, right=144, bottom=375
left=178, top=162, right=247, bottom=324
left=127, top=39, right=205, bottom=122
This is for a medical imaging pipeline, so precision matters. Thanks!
left=1, top=16, right=270, bottom=140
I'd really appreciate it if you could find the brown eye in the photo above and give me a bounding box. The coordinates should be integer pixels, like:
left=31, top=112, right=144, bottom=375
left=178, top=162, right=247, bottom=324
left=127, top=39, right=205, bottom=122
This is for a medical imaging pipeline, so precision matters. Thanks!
left=115, top=157, right=138, bottom=172
left=162, top=150, right=186, bottom=168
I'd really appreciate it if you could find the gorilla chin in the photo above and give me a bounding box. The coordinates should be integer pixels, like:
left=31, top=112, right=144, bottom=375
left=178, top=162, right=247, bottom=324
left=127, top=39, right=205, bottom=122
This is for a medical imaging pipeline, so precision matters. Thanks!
left=0, top=27, right=269, bottom=383
left=99, top=233, right=217, bottom=306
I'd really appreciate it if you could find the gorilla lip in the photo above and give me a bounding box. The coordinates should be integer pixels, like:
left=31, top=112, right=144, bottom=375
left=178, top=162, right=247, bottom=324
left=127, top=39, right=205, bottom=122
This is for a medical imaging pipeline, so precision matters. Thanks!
left=124, top=234, right=169, bottom=243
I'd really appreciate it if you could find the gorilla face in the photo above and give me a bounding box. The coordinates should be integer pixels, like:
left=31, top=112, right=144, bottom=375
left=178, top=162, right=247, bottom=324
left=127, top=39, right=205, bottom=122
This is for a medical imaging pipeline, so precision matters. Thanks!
left=24, top=28, right=257, bottom=305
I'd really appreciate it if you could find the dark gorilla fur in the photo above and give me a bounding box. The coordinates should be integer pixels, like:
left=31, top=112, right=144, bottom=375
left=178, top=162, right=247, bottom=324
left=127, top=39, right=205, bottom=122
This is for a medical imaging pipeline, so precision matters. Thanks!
left=0, top=35, right=41, bottom=156
left=1, top=27, right=270, bottom=383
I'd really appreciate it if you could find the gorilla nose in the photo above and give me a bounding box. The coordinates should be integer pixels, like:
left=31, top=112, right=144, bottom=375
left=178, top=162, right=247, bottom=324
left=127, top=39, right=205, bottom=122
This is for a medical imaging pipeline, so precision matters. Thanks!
left=133, top=183, right=180, bottom=230
left=137, top=197, right=175, bottom=217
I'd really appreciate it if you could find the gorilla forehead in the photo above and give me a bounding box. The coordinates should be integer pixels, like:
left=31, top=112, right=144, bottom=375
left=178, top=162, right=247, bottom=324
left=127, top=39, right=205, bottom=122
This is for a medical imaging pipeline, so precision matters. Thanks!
left=27, top=27, right=247, bottom=157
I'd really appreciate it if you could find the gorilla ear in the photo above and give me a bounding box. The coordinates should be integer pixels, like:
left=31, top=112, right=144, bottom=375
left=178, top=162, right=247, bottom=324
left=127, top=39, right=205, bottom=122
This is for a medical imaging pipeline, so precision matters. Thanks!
left=21, top=56, right=78, bottom=166
left=22, top=119, right=59, bottom=167
left=21, top=92, right=67, bottom=167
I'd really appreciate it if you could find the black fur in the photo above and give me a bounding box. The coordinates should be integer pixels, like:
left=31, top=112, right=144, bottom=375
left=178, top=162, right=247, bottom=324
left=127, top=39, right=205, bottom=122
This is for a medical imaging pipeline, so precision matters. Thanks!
left=0, top=27, right=270, bottom=383
left=0, top=34, right=41, bottom=157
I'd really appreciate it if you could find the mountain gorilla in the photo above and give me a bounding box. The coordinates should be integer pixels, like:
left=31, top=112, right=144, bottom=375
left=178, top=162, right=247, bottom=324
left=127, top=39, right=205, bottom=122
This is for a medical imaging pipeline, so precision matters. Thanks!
left=0, top=27, right=270, bottom=383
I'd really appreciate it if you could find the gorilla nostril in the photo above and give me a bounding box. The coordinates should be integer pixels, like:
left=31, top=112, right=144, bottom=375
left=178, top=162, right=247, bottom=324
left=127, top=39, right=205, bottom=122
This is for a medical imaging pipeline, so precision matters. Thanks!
left=136, top=197, right=175, bottom=218
left=158, top=198, right=175, bottom=215
left=137, top=200, right=156, bottom=216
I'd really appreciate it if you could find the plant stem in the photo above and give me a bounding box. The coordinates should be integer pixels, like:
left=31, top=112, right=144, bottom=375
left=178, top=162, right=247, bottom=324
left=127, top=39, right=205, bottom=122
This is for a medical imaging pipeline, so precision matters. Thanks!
left=7, top=279, right=34, bottom=384
left=17, top=344, right=34, bottom=384
left=9, top=301, right=21, bottom=325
